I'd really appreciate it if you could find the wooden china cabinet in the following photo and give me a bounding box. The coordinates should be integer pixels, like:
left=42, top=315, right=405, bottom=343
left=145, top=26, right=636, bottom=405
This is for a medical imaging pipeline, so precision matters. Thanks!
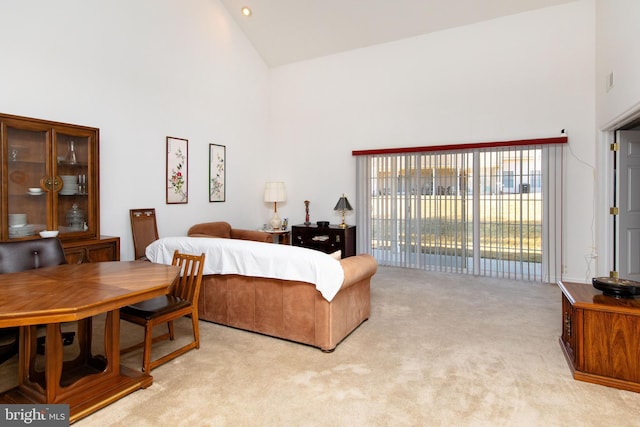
left=0, top=113, right=119, bottom=262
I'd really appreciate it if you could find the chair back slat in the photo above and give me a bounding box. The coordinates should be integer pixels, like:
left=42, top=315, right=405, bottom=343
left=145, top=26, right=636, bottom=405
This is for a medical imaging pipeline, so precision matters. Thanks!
left=170, top=250, right=205, bottom=303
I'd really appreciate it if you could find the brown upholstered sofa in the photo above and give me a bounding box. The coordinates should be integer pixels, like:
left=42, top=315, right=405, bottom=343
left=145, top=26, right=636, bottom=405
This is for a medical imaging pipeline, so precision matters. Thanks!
left=185, top=222, right=378, bottom=351
left=188, top=221, right=273, bottom=243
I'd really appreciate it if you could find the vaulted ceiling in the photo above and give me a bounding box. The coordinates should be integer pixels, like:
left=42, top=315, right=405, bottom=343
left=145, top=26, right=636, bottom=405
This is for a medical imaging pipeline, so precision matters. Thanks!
left=219, top=0, right=577, bottom=67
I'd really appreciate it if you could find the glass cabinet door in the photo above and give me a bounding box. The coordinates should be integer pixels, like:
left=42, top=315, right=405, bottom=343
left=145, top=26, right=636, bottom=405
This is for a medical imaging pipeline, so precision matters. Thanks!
left=54, top=129, right=95, bottom=237
left=5, top=122, right=50, bottom=239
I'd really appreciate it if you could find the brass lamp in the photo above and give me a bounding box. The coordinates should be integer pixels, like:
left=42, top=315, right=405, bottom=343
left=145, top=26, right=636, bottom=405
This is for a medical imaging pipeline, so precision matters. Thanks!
left=333, top=194, right=353, bottom=228
left=264, top=182, right=286, bottom=230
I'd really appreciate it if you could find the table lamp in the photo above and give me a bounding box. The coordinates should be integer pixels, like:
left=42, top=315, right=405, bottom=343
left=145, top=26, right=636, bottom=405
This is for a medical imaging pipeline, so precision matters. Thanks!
left=264, top=182, right=286, bottom=230
left=333, top=194, right=353, bottom=228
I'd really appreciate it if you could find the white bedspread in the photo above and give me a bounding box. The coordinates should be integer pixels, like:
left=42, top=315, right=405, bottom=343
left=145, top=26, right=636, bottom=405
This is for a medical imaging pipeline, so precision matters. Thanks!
left=145, top=236, right=345, bottom=302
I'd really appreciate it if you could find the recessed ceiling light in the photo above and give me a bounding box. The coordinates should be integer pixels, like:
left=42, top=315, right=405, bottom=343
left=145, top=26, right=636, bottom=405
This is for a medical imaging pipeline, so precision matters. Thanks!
left=241, top=6, right=252, bottom=17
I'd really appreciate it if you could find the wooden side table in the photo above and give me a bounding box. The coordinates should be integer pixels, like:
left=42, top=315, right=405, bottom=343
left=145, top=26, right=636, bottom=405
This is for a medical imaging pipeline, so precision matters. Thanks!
left=261, top=229, right=290, bottom=244
left=558, top=280, right=640, bottom=393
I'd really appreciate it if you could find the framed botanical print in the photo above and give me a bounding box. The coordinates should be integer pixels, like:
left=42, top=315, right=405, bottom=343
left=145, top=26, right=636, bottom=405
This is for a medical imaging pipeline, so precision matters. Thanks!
left=166, top=136, right=188, bottom=204
left=209, top=144, right=225, bottom=202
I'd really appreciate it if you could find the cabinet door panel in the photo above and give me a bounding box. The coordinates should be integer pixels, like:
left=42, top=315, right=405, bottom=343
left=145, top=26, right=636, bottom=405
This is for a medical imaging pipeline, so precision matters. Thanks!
left=64, top=247, right=86, bottom=265
left=4, top=122, right=50, bottom=239
left=85, top=244, right=118, bottom=263
left=54, top=127, right=96, bottom=239
left=583, top=310, right=640, bottom=382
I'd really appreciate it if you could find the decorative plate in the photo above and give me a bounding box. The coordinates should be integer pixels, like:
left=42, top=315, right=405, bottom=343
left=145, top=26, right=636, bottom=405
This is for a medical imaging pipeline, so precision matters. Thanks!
left=592, top=277, right=640, bottom=298
left=9, top=170, right=26, bottom=184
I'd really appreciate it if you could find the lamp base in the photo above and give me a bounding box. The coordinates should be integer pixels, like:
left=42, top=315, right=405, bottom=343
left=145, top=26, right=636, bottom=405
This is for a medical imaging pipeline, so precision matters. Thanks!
left=338, top=210, right=348, bottom=228
left=270, top=213, right=282, bottom=230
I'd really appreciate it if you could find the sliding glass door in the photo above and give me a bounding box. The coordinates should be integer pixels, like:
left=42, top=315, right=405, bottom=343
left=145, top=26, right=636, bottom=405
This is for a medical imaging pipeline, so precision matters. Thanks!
left=356, top=143, right=563, bottom=282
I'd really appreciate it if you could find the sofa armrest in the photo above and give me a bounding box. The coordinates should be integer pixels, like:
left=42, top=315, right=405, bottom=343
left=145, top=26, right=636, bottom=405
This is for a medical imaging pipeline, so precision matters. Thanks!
left=231, top=229, right=274, bottom=243
left=338, top=254, right=378, bottom=291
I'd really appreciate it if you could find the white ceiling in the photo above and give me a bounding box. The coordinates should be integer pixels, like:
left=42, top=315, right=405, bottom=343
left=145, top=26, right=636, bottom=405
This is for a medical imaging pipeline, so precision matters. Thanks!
left=219, top=0, right=577, bottom=67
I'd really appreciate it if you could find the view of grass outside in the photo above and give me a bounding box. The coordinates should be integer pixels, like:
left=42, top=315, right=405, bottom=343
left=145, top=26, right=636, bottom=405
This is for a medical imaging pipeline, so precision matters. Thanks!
left=371, top=193, right=542, bottom=264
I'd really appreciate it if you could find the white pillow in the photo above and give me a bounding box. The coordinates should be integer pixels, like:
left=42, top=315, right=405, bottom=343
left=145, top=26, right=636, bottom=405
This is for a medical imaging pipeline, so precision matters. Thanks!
left=329, top=250, right=342, bottom=260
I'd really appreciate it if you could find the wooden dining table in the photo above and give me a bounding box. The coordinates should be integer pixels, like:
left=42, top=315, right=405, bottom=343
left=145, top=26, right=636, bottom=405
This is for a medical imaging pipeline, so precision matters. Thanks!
left=0, top=261, right=180, bottom=424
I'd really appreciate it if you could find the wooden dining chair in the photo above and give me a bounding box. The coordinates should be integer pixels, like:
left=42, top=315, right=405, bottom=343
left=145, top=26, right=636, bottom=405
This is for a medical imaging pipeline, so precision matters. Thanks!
left=120, top=250, right=205, bottom=373
left=130, top=208, right=159, bottom=260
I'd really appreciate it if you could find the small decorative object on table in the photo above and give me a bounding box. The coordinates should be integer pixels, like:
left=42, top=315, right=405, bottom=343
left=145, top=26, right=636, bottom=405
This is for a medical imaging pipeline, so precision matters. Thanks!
left=592, top=276, right=640, bottom=298
left=304, top=200, right=310, bottom=225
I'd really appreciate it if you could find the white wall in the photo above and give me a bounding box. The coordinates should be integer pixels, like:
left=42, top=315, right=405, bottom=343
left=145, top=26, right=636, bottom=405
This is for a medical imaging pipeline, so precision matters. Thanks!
left=596, top=0, right=640, bottom=126
left=269, top=1, right=597, bottom=282
left=0, top=0, right=270, bottom=260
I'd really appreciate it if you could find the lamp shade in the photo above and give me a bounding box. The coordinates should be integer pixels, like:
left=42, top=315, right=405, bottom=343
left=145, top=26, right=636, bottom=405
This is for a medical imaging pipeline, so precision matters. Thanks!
left=264, top=182, right=286, bottom=203
left=333, top=195, right=353, bottom=211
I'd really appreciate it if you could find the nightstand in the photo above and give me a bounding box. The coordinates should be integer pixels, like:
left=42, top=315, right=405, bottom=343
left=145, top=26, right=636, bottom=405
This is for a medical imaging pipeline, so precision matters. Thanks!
left=291, top=224, right=356, bottom=258
left=261, top=229, right=291, bottom=244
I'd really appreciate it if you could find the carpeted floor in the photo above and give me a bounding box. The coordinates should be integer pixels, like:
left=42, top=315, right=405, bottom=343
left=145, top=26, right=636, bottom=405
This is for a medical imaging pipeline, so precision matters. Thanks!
left=2, top=266, right=639, bottom=426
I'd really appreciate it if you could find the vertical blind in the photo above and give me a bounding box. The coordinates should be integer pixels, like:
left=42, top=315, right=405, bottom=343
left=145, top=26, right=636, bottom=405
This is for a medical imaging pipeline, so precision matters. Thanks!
left=354, top=138, right=565, bottom=283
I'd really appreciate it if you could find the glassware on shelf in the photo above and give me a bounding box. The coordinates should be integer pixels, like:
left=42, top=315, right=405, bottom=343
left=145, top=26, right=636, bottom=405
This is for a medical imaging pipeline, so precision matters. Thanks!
left=66, top=203, right=85, bottom=231
left=65, top=141, right=77, bottom=165
left=77, top=174, right=87, bottom=194
left=8, top=147, right=18, bottom=162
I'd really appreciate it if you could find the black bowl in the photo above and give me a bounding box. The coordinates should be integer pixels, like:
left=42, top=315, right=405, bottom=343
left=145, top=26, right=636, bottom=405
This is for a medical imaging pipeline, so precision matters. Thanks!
left=592, top=277, right=640, bottom=298
left=316, top=221, right=329, bottom=228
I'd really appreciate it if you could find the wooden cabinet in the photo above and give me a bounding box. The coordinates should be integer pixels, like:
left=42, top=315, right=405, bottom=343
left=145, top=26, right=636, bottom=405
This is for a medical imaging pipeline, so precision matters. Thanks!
left=63, top=236, right=120, bottom=264
left=0, top=113, right=99, bottom=241
left=291, top=224, right=356, bottom=258
left=0, top=113, right=119, bottom=261
left=558, top=280, right=640, bottom=393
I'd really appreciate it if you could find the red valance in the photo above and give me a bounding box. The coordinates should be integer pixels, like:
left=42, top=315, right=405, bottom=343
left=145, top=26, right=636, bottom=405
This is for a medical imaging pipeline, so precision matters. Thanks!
left=352, top=136, right=567, bottom=156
